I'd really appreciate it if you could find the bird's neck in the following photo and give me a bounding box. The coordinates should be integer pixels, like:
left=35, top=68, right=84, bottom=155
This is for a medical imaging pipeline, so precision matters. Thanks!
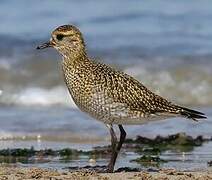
left=62, top=50, right=90, bottom=68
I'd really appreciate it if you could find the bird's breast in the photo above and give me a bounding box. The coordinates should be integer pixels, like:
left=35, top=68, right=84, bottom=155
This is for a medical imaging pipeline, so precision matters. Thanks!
left=62, top=67, right=127, bottom=122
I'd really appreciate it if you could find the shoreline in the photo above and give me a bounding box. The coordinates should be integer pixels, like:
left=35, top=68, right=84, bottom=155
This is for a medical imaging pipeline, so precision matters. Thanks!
left=0, top=133, right=211, bottom=173
left=0, top=166, right=212, bottom=180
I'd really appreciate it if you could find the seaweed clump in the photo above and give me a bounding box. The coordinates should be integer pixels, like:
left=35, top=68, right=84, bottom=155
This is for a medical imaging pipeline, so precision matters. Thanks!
left=126, top=133, right=209, bottom=167
left=130, top=155, right=167, bottom=167
left=125, top=133, right=208, bottom=154
left=0, top=146, right=112, bottom=164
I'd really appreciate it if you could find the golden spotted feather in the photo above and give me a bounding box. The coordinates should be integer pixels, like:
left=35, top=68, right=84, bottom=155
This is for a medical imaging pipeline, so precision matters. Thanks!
left=62, top=59, right=206, bottom=125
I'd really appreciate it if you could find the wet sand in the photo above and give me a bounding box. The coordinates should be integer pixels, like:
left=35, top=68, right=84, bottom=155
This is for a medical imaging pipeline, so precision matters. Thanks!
left=0, top=166, right=212, bottom=180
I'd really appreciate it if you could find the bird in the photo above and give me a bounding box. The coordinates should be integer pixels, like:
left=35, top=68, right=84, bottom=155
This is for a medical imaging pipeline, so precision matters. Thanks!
left=37, top=24, right=206, bottom=172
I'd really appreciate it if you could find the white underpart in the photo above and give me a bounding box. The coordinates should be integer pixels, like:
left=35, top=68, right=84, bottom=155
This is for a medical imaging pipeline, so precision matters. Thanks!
left=90, top=91, right=177, bottom=125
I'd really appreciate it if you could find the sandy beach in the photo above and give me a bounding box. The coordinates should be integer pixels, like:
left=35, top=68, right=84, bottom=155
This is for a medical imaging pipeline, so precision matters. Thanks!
left=0, top=166, right=212, bottom=180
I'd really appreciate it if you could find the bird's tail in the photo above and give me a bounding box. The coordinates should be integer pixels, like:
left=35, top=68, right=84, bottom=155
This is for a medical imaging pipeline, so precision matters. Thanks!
left=177, top=106, right=207, bottom=121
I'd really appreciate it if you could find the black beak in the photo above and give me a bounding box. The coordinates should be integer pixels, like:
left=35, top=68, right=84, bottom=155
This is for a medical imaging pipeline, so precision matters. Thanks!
left=36, top=41, right=52, bottom=50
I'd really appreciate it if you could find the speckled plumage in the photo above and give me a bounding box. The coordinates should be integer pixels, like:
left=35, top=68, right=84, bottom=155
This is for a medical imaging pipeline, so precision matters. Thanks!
left=37, top=24, right=206, bottom=172
left=53, top=25, right=205, bottom=124
left=62, top=58, right=181, bottom=124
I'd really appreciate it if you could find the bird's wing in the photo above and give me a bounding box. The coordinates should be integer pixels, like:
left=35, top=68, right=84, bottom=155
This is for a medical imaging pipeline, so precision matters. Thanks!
left=93, top=62, right=206, bottom=121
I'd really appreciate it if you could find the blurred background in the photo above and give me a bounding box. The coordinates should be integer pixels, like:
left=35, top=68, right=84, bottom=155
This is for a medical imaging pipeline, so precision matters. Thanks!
left=0, top=0, right=212, bottom=169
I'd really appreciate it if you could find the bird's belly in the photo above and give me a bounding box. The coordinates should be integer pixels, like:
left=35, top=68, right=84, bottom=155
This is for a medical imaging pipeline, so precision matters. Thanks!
left=108, top=115, right=174, bottom=125
left=71, top=93, right=131, bottom=124
left=68, top=81, right=176, bottom=125
left=76, top=101, right=130, bottom=124
left=76, top=99, right=174, bottom=125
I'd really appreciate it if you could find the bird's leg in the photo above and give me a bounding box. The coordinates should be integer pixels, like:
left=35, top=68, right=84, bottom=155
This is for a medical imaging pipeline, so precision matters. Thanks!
left=106, top=124, right=118, bottom=172
left=106, top=124, right=126, bottom=173
left=117, top=125, right=126, bottom=152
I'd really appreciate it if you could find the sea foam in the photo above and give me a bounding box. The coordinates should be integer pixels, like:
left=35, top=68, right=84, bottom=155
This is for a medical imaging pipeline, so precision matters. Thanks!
left=0, top=86, right=77, bottom=108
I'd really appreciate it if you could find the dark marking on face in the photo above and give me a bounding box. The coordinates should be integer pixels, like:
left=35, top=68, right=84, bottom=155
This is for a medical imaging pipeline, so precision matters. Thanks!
left=56, top=34, right=64, bottom=41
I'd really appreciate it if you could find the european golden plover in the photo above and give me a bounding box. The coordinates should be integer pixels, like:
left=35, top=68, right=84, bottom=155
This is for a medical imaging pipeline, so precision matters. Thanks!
left=37, top=25, right=206, bottom=172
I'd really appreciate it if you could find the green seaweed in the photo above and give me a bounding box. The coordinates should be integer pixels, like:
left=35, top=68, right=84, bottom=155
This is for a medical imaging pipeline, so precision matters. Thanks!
left=59, top=148, right=79, bottom=156
left=0, top=147, right=35, bottom=157
left=127, top=133, right=208, bottom=155
left=130, top=155, right=167, bottom=167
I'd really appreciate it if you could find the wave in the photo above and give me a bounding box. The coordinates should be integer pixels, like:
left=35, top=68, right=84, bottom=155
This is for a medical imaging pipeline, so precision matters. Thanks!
left=0, top=86, right=76, bottom=108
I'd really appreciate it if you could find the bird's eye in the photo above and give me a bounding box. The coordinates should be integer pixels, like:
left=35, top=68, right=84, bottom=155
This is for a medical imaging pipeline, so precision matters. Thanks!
left=56, top=34, right=64, bottom=41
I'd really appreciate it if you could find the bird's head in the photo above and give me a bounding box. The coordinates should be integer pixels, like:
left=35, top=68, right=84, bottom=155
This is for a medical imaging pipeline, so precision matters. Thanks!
left=37, top=25, right=86, bottom=58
